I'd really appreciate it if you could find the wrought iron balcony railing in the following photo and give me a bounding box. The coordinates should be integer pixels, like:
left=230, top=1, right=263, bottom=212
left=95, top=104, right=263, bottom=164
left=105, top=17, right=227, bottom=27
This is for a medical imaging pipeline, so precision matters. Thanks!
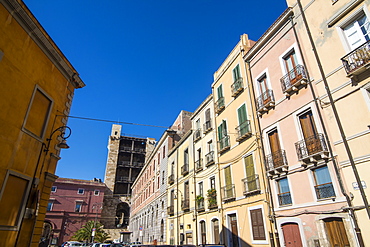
left=205, top=151, right=215, bottom=167
left=222, top=184, right=235, bottom=202
left=341, top=40, right=370, bottom=77
left=236, top=120, right=252, bottom=142
left=242, top=175, right=261, bottom=196
left=167, top=205, right=174, bottom=215
left=231, top=78, right=244, bottom=97
left=181, top=198, right=190, bottom=211
left=295, top=133, right=329, bottom=164
left=278, top=192, right=292, bottom=206
left=194, top=128, right=202, bottom=142
left=315, top=182, right=335, bottom=199
left=265, top=149, right=288, bottom=175
left=203, top=120, right=212, bottom=133
left=195, top=159, right=203, bottom=173
left=218, top=135, right=230, bottom=153
left=256, top=89, right=275, bottom=114
left=196, top=197, right=205, bottom=212
left=168, top=174, right=175, bottom=185
left=280, top=65, right=308, bottom=96
left=181, top=164, right=189, bottom=176
left=215, top=97, right=225, bottom=114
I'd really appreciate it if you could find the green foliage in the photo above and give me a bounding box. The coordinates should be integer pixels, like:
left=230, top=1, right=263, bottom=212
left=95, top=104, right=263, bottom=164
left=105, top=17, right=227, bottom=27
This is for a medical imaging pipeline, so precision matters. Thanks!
left=207, top=189, right=217, bottom=208
left=71, top=220, right=110, bottom=243
left=195, top=195, right=204, bottom=202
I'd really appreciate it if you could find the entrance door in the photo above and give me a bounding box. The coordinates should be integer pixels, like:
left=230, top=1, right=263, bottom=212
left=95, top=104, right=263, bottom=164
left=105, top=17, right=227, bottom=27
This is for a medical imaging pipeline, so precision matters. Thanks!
left=229, top=214, right=239, bottom=247
left=282, top=223, right=303, bottom=247
left=324, top=218, right=350, bottom=247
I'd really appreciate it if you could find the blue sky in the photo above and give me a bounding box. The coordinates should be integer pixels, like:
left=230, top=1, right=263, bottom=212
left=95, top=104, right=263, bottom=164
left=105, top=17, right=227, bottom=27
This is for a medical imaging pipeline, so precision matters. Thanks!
left=24, top=0, right=288, bottom=181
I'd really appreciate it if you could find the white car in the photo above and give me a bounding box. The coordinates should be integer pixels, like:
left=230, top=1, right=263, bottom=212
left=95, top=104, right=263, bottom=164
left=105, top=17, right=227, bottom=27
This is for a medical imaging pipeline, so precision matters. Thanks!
left=129, top=242, right=142, bottom=247
left=61, top=242, right=83, bottom=247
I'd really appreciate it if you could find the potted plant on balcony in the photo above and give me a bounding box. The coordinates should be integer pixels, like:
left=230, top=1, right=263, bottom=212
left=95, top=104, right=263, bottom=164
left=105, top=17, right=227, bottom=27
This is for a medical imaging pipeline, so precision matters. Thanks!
left=207, top=188, right=217, bottom=209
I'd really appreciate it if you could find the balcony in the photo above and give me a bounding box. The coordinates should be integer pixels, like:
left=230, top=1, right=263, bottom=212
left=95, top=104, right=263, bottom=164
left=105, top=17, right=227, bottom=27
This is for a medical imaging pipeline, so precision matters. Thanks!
left=315, top=182, right=335, bottom=200
left=194, top=128, right=202, bottom=142
left=242, top=175, right=261, bottom=196
left=265, top=149, right=288, bottom=176
left=281, top=65, right=308, bottom=96
left=116, top=176, right=132, bottom=183
left=295, top=133, right=329, bottom=166
left=181, top=198, right=190, bottom=211
left=218, top=135, right=230, bottom=153
left=207, top=189, right=218, bottom=209
left=278, top=192, right=292, bottom=206
left=341, top=40, right=370, bottom=78
left=167, top=205, right=174, bottom=216
left=205, top=151, right=215, bottom=167
left=203, top=120, right=212, bottom=134
left=168, top=174, right=175, bottom=185
left=222, top=184, right=235, bottom=202
left=256, top=89, right=275, bottom=115
left=196, top=197, right=205, bottom=212
left=235, top=120, right=252, bottom=142
left=215, top=97, right=225, bottom=114
left=231, top=78, right=244, bottom=97
left=181, top=164, right=189, bottom=176
left=195, top=159, right=203, bottom=173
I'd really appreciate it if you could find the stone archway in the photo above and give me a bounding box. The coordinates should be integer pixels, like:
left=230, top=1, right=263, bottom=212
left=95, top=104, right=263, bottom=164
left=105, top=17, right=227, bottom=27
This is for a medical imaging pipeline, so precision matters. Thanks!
left=116, top=202, right=130, bottom=228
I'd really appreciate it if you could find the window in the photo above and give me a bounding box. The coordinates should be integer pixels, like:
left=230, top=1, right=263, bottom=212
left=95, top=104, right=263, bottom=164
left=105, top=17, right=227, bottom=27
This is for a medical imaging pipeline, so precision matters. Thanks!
left=198, top=181, right=204, bottom=197
left=0, top=172, right=31, bottom=229
left=217, top=84, right=224, bottom=100
left=77, top=188, right=84, bottom=194
left=184, top=149, right=189, bottom=166
left=47, top=201, right=54, bottom=211
left=237, top=104, right=250, bottom=138
left=212, top=219, right=220, bottom=244
left=258, top=74, right=269, bottom=95
left=75, top=201, right=83, bottom=212
left=223, top=166, right=234, bottom=200
left=210, top=176, right=216, bottom=190
left=218, top=120, right=229, bottom=150
left=313, top=166, right=335, bottom=199
left=233, top=64, right=242, bottom=82
left=23, top=88, right=53, bottom=139
left=283, top=49, right=298, bottom=73
left=162, top=171, right=165, bottom=185
left=342, top=12, right=370, bottom=50
left=200, top=220, right=207, bottom=244
left=51, top=186, right=57, bottom=193
left=244, top=154, right=258, bottom=192
left=158, top=153, right=160, bottom=164
left=277, top=178, right=292, bottom=206
left=163, top=146, right=166, bottom=158
left=204, top=108, right=211, bottom=131
left=250, top=208, right=266, bottom=241
left=94, top=190, right=100, bottom=196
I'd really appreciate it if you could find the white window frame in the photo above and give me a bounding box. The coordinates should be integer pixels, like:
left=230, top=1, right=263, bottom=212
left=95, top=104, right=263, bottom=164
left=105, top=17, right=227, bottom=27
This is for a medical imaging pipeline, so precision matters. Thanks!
left=248, top=205, right=269, bottom=244
left=275, top=177, right=294, bottom=207
left=254, top=68, right=271, bottom=96
left=278, top=43, right=304, bottom=75
left=94, top=190, right=100, bottom=196
left=77, top=188, right=84, bottom=195
left=336, top=7, right=370, bottom=53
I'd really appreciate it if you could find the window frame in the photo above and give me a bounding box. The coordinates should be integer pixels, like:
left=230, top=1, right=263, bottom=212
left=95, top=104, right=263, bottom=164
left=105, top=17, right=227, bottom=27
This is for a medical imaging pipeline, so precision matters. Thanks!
left=94, top=190, right=100, bottom=196
left=311, top=165, right=336, bottom=200
left=22, top=85, right=54, bottom=141
left=75, top=201, right=83, bottom=212
left=0, top=170, right=32, bottom=230
left=51, top=186, right=57, bottom=193
left=77, top=188, right=84, bottom=195
left=248, top=206, right=268, bottom=244
left=276, top=177, right=292, bottom=206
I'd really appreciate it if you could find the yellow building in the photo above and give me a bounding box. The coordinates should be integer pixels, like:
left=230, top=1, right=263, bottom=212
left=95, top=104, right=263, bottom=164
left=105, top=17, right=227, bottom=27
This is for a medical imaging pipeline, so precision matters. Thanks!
left=0, top=0, right=85, bottom=246
left=286, top=0, right=370, bottom=245
left=212, top=34, right=275, bottom=247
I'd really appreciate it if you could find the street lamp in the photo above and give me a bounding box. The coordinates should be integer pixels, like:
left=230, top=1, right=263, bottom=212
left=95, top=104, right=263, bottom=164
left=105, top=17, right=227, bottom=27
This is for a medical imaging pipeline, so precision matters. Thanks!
left=44, top=126, right=71, bottom=153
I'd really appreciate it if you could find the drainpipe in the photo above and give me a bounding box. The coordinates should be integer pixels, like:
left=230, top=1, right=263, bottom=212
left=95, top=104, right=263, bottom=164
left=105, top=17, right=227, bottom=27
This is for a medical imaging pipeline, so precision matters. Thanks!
left=295, top=1, right=366, bottom=246
left=244, top=54, right=280, bottom=247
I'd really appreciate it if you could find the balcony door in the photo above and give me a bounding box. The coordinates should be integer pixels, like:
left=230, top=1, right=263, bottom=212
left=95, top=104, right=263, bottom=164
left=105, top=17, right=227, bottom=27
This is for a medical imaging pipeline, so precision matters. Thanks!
left=343, top=13, right=370, bottom=50
left=268, top=129, right=282, bottom=168
left=244, top=154, right=256, bottom=191
left=258, top=75, right=270, bottom=104
left=299, top=111, right=321, bottom=155
left=284, top=50, right=300, bottom=81
left=224, top=166, right=233, bottom=199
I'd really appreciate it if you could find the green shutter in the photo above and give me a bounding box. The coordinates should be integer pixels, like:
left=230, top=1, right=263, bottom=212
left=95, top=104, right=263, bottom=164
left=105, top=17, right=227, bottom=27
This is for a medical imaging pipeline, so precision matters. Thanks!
left=225, top=166, right=232, bottom=186
left=237, top=104, right=248, bottom=125
left=245, top=154, right=256, bottom=191
left=233, top=65, right=241, bottom=81
left=217, top=85, right=223, bottom=98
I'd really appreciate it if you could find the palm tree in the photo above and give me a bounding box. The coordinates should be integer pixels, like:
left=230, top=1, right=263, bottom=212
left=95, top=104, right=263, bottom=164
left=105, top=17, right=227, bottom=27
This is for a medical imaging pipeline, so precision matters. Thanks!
left=71, top=221, right=110, bottom=243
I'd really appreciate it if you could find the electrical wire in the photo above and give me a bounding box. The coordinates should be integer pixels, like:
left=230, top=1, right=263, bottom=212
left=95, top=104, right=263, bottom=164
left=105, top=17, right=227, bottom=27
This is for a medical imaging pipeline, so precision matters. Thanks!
left=57, top=114, right=169, bottom=129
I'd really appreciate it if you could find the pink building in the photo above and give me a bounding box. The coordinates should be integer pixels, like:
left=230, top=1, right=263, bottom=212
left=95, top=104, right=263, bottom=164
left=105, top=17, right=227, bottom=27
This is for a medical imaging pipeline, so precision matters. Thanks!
left=43, top=178, right=106, bottom=246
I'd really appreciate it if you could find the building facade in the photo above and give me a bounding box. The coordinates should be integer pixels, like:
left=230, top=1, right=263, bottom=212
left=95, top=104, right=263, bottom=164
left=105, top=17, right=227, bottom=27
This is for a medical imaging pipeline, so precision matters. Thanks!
left=0, top=0, right=85, bottom=246
left=43, top=178, right=106, bottom=246
left=101, top=124, right=155, bottom=240
left=130, top=110, right=192, bottom=245
left=284, top=0, right=370, bottom=245
left=212, top=34, right=274, bottom=247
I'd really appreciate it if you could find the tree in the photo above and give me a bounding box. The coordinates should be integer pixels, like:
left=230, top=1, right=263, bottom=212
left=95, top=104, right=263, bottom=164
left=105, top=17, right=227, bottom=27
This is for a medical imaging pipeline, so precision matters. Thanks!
left=71, top=221, right=110, bottom=243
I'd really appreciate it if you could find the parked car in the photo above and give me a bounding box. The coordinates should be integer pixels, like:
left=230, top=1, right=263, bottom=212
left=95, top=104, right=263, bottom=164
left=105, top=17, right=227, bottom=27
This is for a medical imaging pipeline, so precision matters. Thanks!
left=61, top=242, right=83, bottom=247
left=128, top=242, right=142, bottom=247
left=90, top=243, right=102, bottom=247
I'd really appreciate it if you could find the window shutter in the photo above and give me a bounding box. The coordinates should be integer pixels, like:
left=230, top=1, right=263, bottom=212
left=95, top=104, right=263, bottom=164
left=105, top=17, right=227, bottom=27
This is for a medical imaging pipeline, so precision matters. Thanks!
left=217, top=85, right=223, bottom=98
left=244, top=155, right=255, bottom=178
left=224, top=166, right=232, bottom=186
left=205, top=108, right=211, bottom=121
left=250, top=208, right=266, bottom=240
left=237, top=104, right=248, bottom=125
